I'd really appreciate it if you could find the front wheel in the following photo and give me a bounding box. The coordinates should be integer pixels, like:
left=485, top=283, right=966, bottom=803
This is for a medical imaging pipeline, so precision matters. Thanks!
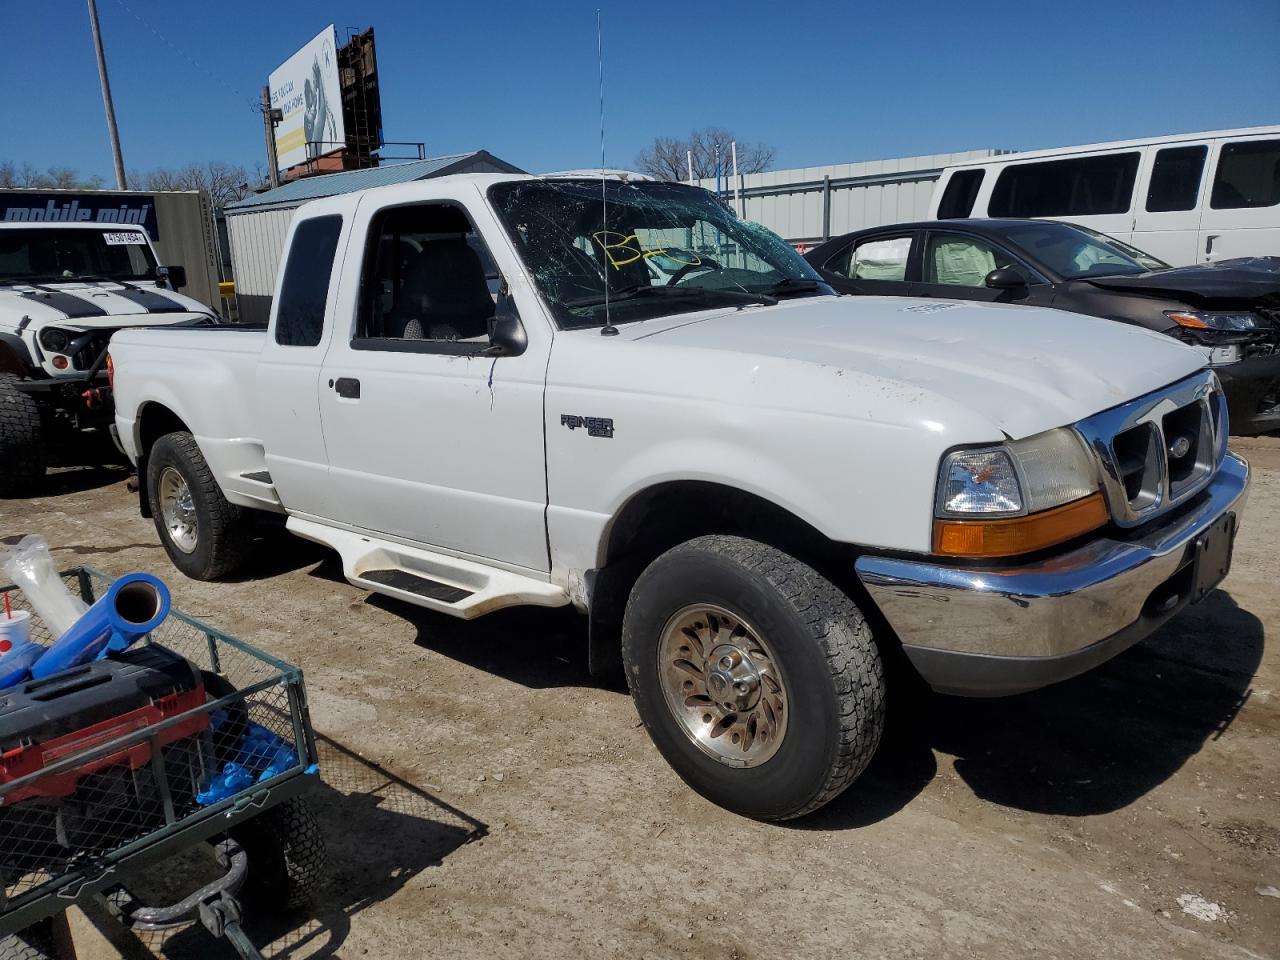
left=146, top=432, right=251, bottom=580
left=0, top=374, right=45, bottom=496
left=621, top=535, right=885, bottom=820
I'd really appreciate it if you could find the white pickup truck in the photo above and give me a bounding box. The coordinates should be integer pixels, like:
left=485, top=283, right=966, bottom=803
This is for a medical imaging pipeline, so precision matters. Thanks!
left=109, top=173, right=1249, bottom=820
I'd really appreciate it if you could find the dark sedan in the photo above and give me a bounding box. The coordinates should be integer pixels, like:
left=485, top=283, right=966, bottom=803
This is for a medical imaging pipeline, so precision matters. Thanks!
left=804, top=219, right=1280, bottom=434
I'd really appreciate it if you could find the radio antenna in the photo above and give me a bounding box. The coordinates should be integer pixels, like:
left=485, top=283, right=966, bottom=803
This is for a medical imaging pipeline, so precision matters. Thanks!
left=597, top=9, right=618, bottom=336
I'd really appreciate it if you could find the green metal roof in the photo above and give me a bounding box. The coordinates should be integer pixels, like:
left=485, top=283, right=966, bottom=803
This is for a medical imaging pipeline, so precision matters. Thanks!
left=225, top=151, right=522, bottom=213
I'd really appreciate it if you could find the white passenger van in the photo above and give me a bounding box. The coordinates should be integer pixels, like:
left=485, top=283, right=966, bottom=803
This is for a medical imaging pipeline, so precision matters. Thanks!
left=928, top=125, right=1280, bottom=267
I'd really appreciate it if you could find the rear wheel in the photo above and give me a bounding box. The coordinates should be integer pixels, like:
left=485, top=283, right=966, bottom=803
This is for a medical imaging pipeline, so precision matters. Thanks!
left=229, top=799, right=327, bottom=911
left=146, top=432, right=251, bottom=580
left=0, top=375, right=45, bottom=496
left=622, top=534, right=886, bottom=820
left=0, top=920, right=57, bottom=960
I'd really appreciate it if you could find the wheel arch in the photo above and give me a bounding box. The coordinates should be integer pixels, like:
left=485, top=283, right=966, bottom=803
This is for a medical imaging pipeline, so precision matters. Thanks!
left=134, top=402, right=193, bottom=518
left=0, top=334, right=34, bottom=377
left=585, top=479, right=863, bottom=677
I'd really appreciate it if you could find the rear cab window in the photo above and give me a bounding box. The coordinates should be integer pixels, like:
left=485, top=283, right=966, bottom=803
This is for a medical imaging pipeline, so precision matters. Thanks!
left=1211, top=139, right=1280, bottom=209
left=989, top=152, right=1140, bottom=217
left=275, top=215, right=343, bottom=347
left=937, top=169, right=985, bottom=219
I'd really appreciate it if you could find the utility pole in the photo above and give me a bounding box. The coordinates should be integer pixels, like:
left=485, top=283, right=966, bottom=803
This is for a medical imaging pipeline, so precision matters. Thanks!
left=86, top=0, right=126, bottom=190
left=261, top=87, right=282, bottom=189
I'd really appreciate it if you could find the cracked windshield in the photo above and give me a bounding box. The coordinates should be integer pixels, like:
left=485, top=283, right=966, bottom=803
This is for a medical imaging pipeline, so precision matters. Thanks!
left=488, top=178, right=830, bottom=329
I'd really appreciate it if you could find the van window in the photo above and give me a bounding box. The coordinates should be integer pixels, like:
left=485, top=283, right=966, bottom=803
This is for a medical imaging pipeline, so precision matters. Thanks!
left=1146, top=145, right=1207, bottom=212
left=275, top=215, right=342, bottom=347
left=937, top=170, right=984, bottom=219
left=1210, top=140, right=1280, bottom=209
left=989, top=152, right=1140, bottom=218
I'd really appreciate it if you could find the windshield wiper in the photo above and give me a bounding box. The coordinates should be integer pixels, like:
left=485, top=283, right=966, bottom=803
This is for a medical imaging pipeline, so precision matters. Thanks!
left=563, top=285, right=777, bottom=309
left=762, top=277, right=823, bottom=297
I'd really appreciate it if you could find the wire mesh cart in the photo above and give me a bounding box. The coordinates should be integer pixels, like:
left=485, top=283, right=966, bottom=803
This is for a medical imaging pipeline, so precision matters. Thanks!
left=0, top=567, right=324, bottom=959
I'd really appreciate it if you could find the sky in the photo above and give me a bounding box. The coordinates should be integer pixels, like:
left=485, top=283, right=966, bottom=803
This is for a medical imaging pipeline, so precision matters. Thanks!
left=4, top=0, right=1279, bottom=184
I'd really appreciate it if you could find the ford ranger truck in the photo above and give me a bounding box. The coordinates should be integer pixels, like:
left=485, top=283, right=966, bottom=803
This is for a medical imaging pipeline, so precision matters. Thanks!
left=108, top=174, right=1249, bottom=820
left=0, top=222, right=218, bottom=494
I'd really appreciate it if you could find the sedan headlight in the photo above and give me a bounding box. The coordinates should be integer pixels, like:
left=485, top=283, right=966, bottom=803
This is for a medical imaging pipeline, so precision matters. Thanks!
left=933, top=428, right=1107, bottom=558
left=39, top=327, right=72, bottom=353
left=1166, top=310, right=1260, bottom=332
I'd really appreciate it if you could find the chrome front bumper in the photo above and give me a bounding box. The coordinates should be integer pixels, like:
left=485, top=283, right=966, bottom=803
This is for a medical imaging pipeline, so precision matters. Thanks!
left=855, top=452, right=1250, bottom=697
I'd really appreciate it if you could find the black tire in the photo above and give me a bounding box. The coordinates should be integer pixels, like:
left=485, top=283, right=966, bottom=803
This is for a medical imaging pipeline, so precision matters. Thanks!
left=146, top=432, right=251, bottom=580
left=0, top=920, right=57, bottom=960
left=229, top=798, right=326, bottom=911
left=622, top=535, right=885, bottom=821
left=0, top=374, right=45, bottom=497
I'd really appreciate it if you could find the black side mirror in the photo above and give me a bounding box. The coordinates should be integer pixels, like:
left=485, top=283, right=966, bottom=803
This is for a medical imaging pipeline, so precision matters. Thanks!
left=156, top=265, right=187, bottom=290
left=485, top=290, right=527, bottom=357
left=984, top=268, right=1027, bottom=291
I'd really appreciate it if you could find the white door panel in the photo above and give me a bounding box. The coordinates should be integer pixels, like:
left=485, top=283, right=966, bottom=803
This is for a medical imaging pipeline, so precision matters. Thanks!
left=1131, top=142, right=1210, bottom=266
left=314, top=187, right=552, bottom=573
left=1199, top=135, right=1280, bottom=262
left=316, top=348, right=550, bottom=571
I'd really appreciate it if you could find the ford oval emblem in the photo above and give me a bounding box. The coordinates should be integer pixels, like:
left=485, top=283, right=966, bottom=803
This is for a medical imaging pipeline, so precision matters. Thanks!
left=1168, top=435, right=1192, bottom=459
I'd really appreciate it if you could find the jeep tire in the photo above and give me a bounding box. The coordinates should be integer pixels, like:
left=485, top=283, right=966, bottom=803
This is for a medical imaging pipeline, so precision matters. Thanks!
left=0, top=374, right=45, bottom=496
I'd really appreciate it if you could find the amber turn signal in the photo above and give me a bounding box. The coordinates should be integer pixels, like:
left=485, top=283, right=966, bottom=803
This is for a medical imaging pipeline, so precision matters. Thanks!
left=933, top=492, right=1108, bottom=558
left=1166, top=312, right=1209, bottom=329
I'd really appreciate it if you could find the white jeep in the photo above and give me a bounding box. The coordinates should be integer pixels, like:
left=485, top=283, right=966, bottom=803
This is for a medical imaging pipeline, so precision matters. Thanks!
left=108, top=174, right=1249, bottom=820
left=0, top=222, right=217, bottom=494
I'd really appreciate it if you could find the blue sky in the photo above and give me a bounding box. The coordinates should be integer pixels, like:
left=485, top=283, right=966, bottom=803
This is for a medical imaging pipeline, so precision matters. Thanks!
left=5, top=0, right=1278, bottom=182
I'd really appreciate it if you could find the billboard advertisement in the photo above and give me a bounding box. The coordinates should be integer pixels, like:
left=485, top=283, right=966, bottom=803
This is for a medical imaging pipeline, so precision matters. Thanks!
left=268, top=25, right=344, bottom=173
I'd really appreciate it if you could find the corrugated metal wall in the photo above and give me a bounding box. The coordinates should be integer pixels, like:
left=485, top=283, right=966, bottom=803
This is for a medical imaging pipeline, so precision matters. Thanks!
left=150, top=192, right=221, bottom=309
left=226, top=207, right=295, bottom=299
left=696, top=150, right=1005, bottom=244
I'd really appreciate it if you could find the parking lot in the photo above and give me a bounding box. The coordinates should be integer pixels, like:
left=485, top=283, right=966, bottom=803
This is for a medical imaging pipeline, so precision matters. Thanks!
left=1, top=435, right=1276, bottom=960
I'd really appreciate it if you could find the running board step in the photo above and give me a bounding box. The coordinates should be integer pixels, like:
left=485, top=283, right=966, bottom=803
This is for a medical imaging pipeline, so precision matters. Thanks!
left=286, top=516, right=569, bottom=619
left=360, top=569, right=473, bottom=605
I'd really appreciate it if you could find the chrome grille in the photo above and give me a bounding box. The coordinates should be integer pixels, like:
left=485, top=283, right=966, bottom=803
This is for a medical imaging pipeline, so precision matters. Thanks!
left=1075, top=370, right=1225, bottom=528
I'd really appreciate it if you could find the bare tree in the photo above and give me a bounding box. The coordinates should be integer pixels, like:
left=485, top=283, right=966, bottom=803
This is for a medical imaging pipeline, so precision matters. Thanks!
left=131, top=161, right=255, bottom=207
left=0, top=163, right=104, bottom=189
left=636, top=127, right=776, bottom=181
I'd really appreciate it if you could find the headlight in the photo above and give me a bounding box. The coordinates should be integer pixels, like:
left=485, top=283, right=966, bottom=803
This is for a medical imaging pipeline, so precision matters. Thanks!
left=39, top=327, right=71, bottom=352
left=933, top=428, right=1107, bottom=557
left=1166, top=310, right=1260, bottom=332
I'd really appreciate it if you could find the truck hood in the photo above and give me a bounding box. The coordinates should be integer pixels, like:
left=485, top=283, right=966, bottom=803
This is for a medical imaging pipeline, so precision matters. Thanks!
left=0, top=280, right=214, bottom=329
left=625, top=295, right=1207, bottom=438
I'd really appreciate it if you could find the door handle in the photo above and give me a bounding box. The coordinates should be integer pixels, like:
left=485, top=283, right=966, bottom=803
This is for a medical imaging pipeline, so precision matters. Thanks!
left=1205, top=234, right=1219, bottom=256
left=333, top=377, right=361, bottom=399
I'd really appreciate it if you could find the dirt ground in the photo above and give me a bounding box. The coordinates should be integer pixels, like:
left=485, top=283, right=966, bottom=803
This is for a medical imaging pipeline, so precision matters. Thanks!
left=2, top=437, right=1278, bottom=960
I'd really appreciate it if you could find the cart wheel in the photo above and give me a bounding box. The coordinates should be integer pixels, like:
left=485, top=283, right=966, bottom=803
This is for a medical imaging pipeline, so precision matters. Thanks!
left=0, top=919, right=57, bottom=960
left=229, top=798, right=326, bottom=911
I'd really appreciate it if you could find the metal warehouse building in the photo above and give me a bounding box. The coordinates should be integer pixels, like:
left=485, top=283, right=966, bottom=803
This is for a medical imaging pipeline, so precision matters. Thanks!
left=695, top=149, right=1008, bottom=247
left=224, top=150, right=522, bottom=324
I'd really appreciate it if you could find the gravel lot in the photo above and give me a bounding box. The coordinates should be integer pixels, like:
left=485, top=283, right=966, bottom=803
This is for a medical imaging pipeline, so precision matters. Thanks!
left=2, top=437, right=1277, bottom=960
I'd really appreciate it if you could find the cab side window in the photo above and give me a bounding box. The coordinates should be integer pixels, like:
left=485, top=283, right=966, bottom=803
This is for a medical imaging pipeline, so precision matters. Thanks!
left=922, top=234, right=1032, bottom=287
left=275, top=215, right=342, bottom=347
left=355, top=204, right=499, bottom=350
left=829, top=235, right=912, bottom=281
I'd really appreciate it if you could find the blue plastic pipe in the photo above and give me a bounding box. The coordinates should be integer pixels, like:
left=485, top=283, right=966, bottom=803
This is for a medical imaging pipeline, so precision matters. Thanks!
left=30, top=573, right=171, bottom=679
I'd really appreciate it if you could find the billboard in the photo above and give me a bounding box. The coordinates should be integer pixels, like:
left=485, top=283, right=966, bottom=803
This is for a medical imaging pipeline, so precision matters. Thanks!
left=268, top=26, right=344, bottom=173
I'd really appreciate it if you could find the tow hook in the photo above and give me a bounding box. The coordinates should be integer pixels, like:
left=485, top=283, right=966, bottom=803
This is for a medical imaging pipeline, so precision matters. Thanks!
left=81, top=387, right=106, bottom=410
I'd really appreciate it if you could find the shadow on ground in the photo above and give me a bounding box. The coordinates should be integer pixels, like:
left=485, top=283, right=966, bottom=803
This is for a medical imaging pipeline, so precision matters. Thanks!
left=368, top=592, right=610, bottom=691
left=367, top=578, right=1261, bottom=829
left=808, top=588, right=1264, bottom=828
left=82, top=731, right=484, bottom=959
